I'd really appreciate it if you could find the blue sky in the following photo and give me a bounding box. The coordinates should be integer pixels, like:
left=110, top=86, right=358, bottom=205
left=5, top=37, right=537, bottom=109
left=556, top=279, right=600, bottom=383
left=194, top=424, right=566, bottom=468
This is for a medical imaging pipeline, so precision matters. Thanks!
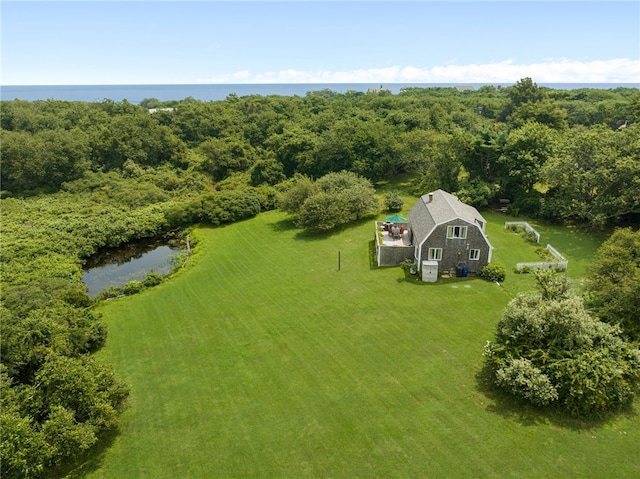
left=2, top=1, right=639, bottom=85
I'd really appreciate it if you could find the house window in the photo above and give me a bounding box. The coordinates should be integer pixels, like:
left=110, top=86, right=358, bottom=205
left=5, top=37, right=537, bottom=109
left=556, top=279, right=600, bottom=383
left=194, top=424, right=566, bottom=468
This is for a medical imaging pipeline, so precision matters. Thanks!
left=447, top=225, right=467, bottom=239
left=469, top=249, right=480, bottom=260
left=428, top=248, right=442, bottom=260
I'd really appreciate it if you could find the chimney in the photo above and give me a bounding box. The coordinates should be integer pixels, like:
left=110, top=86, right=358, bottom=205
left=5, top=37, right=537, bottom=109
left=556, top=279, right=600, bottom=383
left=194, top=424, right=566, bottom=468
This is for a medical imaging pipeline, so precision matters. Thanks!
left=428, top=193, right=433, bottom=203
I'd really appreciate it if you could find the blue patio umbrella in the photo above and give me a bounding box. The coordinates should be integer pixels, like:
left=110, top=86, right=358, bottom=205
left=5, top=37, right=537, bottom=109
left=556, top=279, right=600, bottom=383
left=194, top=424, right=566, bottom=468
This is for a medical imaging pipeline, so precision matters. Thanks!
left=385, top=214, right=407, bottom=222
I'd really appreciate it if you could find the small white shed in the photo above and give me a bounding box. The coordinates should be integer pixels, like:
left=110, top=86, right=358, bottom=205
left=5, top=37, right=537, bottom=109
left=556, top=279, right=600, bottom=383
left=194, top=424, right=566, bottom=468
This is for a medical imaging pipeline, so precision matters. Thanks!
left=421, top=260, right=438, bottom=282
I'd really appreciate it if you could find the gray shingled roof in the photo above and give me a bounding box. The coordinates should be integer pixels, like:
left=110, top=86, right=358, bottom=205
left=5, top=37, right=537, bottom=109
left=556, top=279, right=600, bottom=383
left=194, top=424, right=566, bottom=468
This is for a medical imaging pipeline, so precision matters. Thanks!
left=408, top=189, right=486, bottom=243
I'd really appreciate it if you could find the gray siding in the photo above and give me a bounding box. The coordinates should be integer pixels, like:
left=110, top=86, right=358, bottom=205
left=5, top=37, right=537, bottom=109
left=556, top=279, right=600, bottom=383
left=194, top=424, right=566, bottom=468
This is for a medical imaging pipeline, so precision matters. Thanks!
left=378, top=244, right=414, bottom=266
left=418, top=219, right=490, bottom=273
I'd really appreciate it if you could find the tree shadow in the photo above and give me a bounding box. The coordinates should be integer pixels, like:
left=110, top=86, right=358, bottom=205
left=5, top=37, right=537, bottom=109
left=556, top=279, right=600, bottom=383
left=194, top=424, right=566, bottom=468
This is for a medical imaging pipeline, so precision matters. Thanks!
left=52, top=426, right=120, bottom=479
left=286, top=215, right=379, bottom=242
left=293, top=228, right=341, bottom=242
left=475, top=363, right=638, bottom=431
left=269, top=217, right=298, bottom=233
left=268, top=217, right=345, bottom=241
left=396, top=273, right=430, bottom=285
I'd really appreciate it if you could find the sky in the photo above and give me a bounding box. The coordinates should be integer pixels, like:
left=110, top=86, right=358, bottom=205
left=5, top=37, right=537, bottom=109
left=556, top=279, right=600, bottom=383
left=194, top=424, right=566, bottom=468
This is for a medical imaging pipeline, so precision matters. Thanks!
left=1, top=0, right=639, bottom=85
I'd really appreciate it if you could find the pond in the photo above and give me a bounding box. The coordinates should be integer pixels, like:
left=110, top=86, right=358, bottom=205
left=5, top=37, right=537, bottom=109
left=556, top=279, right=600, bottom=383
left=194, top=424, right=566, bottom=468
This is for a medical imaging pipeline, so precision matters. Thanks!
left=82, top=237, right=183, bottom=298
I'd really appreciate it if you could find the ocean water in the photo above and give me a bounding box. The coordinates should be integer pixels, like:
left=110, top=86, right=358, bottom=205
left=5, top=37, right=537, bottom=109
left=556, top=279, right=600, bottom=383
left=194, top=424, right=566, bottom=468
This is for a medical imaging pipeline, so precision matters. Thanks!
left=1, top=83, right=638, bottom=104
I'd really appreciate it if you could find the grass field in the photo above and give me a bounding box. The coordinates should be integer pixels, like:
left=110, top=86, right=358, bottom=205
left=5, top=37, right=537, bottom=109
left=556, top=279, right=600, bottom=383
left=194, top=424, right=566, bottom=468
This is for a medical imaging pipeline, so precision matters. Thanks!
left=75, top=207, right=639, bottom=478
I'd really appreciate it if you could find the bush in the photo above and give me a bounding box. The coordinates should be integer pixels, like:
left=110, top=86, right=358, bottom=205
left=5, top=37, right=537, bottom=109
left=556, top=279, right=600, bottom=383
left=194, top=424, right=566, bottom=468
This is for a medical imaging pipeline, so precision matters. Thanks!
left=384, top=191, right=404, bottom=212
left=142, top=272, right=163, bottom=288
left=484, top=279, right=640, bottom=418
left=122, top=281, right=143, bottom=296
left=399, top=258, right=415, bottom=276
left=479, top=262, right=506, bottom=282
left=495, top=358, right=559, bottom=406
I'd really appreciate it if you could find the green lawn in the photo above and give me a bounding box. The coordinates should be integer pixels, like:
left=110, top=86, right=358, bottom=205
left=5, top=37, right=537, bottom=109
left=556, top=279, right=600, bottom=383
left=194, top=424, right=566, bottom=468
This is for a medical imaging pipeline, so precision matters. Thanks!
left=76, top=208, right=639, bottom=478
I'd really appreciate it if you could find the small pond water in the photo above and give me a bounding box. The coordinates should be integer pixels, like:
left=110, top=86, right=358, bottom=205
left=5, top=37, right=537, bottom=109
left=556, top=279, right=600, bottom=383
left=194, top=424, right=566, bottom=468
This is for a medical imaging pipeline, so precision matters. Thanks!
left=82, top=238, right=183, bottom=298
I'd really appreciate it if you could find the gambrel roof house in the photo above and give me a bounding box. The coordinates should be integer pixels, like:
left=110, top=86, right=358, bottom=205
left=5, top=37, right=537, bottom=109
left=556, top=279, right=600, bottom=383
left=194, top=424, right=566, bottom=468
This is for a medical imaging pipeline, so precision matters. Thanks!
left=408, top=189, right=493, bottom=274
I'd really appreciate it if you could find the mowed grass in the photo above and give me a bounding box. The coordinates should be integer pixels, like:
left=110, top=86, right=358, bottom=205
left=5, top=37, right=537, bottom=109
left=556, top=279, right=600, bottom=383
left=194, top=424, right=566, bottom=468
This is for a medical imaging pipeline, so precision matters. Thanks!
left=81, top=209, right=639, bottom=479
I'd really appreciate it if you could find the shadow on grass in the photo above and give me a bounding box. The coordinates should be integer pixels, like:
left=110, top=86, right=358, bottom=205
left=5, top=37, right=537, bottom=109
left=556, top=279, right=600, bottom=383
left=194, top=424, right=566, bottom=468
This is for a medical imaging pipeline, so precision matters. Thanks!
left=269, top=217, right=298, bottom=233
left=273, top=215, right=379, bottom=242
left=475, top=363, right=638, bottom=431
left=395, top=274, right=484, bottom=287
left=268, top=217, right=345, bottom=241
left=52, top=426, right=120, bottom=479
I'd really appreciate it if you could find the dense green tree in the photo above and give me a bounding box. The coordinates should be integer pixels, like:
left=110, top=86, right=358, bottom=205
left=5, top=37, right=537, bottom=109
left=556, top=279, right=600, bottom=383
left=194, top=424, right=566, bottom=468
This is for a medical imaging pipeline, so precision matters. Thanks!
left=461, top=127, right=507, bottom=183
left=1, top=370, right=51, bottom=479
left=541, top=124, right=640, bottom=226
left=90, top=112, right=185, bottom=171
left=283, top=171, right=378, bottom=231
left=498, top=122, right=558, bottom=213
left=249, top=157, right=286, bottom=186
left=455, top=177, right=496, bottom=208
left=508, top=98, right=568, bottom=130
left=1, top=354, right=128, bottom=479
left=1, top=129, right=91, bottom=193
left=410, top=130, right=467, bottom=194
left=199, top=190, right=262, bottom=225
left=314, top=170, right=379, bottom=218
left=296, top=191, right=343, bottom=231
left=277, top=174, right=317, bottom=214
left=264, top=126, right=318, bottom=176
left=583, top=228, right=640, bottom=341
left=198, top=136, right=255, bottom=182
left=484, top=270, right=640, bottom=417
left=170, top=101, right=240, bottom=144
left=384, top=190, right=404, bottom=212
left=506, top=77, right=547, bottom=108
left=504, top=77, right=568, bottom=130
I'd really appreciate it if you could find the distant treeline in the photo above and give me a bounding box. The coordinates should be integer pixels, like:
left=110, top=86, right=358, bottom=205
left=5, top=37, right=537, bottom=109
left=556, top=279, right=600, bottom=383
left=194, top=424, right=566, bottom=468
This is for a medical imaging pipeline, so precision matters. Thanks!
left=2, top=78, right=639, bottom=224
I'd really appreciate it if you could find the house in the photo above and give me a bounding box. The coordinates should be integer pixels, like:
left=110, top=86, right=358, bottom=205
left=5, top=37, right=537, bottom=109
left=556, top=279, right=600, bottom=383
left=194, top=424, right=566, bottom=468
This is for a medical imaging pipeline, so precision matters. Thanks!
left=367, top=85, right=391, bottom=94
left=375, top=190, right=493, bottom=277
left=409, top=189, right=492, bottom=275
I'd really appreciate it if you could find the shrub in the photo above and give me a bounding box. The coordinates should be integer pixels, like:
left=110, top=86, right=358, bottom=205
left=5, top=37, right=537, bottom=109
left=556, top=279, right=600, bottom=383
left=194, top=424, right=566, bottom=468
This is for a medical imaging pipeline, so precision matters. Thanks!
left=384, top=191, right=404, bottom=212
left=495, top=358, right=559, bottom=406
left=122, top=281, right=142, bottom=296
left=142, top=272, right=163, bottom=288
left=399, top=258, right=415, bottom=275
left=479, top=262, right=506, bottom=282
left=485, top=279, right=640, bottom=418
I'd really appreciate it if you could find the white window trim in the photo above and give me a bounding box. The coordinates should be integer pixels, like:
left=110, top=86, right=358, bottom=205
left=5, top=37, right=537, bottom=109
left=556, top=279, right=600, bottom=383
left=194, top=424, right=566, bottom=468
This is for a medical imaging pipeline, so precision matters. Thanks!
left=447, top=225, right=468, bottom=239
left=428, top=248, right=442, bottom=260
left=469, top=249, right=480, bottom=260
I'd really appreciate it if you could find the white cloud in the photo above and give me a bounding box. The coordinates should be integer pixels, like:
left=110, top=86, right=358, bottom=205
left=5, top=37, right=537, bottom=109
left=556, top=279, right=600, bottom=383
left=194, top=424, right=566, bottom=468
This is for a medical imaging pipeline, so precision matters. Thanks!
left=202, top=59, right=640, bottom=84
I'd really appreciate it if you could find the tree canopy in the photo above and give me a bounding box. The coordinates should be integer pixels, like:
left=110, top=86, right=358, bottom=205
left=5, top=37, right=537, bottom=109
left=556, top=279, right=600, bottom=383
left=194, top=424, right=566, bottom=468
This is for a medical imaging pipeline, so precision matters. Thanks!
left=279, top=171, right=379, bottom=231
left=2, top=82, right=637, bottom=226
left=484, top=270, right=640, bottom=417
left=584, top=228, right=640, bottom=342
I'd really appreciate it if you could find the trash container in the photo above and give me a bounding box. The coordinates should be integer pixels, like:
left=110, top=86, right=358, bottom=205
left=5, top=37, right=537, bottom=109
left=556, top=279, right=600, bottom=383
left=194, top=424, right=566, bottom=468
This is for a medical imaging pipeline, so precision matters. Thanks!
left=462, top=266, right=469, bottom=277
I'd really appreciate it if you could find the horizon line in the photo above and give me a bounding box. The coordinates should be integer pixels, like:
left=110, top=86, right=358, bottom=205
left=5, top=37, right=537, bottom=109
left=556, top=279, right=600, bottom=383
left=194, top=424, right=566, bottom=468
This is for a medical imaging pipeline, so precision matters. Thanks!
left=4, top=81, right=640, bottom=87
